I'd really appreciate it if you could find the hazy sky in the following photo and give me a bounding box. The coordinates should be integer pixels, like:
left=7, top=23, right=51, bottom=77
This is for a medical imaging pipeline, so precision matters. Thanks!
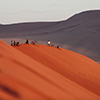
left=0, top=0, right=100, bottom=24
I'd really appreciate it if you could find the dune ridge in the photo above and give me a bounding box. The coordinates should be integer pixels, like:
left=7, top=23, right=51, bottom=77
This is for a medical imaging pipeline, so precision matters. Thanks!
left=0, top=40, right=100, bottom=100
left=0, top=10, right=100, bottom=61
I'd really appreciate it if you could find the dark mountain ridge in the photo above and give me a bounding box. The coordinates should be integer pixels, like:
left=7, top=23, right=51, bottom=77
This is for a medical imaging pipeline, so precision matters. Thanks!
left=0, top=22, right=58, bottom=33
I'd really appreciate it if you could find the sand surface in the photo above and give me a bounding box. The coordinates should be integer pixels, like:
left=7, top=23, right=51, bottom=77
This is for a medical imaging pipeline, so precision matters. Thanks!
left=0, top=40, right=100, bottom=100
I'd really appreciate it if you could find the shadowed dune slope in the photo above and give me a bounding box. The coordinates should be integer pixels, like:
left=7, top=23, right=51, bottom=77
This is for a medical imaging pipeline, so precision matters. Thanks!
left=0, top=40, right=100, bottom=100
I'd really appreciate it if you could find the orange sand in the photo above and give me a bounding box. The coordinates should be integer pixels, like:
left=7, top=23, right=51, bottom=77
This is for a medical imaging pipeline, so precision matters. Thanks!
left=0, top=40, right=100, bottom=100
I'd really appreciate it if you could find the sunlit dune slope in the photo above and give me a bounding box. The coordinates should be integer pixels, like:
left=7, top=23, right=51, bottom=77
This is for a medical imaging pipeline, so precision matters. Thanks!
left=14, top=44, right=100, bottom=96
left=0, top=40, right=100, bottom=100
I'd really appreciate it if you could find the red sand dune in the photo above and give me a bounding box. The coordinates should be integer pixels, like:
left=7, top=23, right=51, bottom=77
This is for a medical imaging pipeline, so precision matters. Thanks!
left=0, top=40, right=100, bottom=100
left=1, top=10, right=100, bottom=61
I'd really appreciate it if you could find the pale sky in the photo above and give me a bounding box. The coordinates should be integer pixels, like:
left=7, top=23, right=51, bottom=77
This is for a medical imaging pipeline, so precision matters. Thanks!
left=0, top=0, right=100, bottom=24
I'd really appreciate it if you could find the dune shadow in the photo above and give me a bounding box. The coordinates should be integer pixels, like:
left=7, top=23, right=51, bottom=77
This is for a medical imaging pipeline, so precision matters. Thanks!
left=0, top=84, right=21, bottom=99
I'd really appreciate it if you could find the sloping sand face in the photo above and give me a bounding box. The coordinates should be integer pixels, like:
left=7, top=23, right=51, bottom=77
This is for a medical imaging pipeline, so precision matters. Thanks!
left=0, top=40, right=100, bottom=100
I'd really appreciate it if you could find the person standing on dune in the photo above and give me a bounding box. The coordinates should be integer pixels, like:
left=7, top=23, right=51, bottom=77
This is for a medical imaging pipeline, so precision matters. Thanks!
left=11, top=40, right=13, bottom=46
left=57, top=45, right=59, bottom=49
left=25, top=39, right=29, bottom=44
left=47, top=40, right=51, bottom=46
left=14, top=40, right=16, bottom=46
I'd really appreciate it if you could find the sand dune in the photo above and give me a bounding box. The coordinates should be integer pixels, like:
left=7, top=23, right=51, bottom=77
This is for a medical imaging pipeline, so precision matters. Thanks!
left=0, top=10, right=100, bottom=61
left=0, top=40, right=100, bottom=100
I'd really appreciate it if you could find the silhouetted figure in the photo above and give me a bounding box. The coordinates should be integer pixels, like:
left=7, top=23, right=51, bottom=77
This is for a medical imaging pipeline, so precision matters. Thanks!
left=16, top=42, right=19, bottom=46
left=11, top=40, right=13, bottom=46
left=57, top=45, right=59, bottom=49
left=14, top=40, right=16, bottom=46
left=47, top=40, right=51, bottom=46
left=31, top=41, right=34, bottom=45
left=34, top=40, right=38, bottom=45
left=25, top=39, right=29, bottom=44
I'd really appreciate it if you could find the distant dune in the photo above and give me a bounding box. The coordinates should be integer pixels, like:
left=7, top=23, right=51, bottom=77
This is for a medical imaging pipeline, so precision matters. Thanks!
left=0, top=10, right=100, bottom=62
left=0, top=40, right=100, bottom=100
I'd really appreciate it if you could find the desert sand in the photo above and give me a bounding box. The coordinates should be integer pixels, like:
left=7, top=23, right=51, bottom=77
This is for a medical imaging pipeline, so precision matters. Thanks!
left=1, top=10, right=100, bottom=62
left=0, top=40, right=100, bottom=100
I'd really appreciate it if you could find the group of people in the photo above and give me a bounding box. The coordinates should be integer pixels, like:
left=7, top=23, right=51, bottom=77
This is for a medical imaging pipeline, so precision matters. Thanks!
left=30, top=40, right=38, bottom=45
left=11, top=39, right=60, bottom=49
left=25, top=39, right=38, bottom=45
left=11, top=39, right=38, bottom=46
left=11, top=40, right=19, bottom=46
left=47, top=40, right=60, bottom=49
